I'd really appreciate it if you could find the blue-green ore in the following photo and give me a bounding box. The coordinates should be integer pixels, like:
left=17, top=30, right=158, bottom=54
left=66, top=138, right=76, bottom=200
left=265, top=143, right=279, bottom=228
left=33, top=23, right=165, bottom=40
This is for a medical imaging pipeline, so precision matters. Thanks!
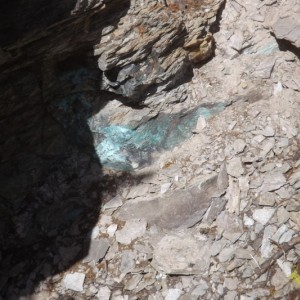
left=93, top=103, right=225, bottom=171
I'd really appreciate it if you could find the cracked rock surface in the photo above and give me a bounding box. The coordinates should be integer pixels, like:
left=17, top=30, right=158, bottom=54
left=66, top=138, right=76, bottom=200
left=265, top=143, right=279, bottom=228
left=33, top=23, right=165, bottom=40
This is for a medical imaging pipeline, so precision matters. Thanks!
left=1, top=0, right=300, bottom=299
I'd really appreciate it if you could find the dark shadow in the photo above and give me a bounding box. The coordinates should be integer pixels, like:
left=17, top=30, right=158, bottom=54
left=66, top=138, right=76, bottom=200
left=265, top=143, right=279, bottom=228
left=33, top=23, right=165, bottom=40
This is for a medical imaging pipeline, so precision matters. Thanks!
left=0, top=1, right=130, bottom=299
left=210, top=0, right=226, bottom=35
left=274, top=35, right=300, bottom=61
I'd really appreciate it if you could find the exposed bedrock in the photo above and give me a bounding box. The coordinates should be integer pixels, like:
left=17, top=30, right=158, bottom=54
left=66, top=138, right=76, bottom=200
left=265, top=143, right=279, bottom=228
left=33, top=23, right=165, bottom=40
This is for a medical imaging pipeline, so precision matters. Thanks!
left=0, top=0, right=224, bottom=298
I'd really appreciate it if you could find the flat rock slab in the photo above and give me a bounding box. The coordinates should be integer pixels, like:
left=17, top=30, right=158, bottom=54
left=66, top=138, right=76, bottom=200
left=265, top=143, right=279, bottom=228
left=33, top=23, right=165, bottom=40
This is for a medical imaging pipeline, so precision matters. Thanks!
left=116, top=166, right=228, bottom=229
left=260, top=171, right=286, bottom=193
left=151, top=234, right=211, bottom=275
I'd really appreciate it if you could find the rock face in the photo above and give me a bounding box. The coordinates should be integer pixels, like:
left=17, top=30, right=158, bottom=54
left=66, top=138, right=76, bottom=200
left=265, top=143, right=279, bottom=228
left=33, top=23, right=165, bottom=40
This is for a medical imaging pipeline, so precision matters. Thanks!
left=0, top=0, right=224, bottom=200
left=3, top=0, right=300, bottom=299
left=0, top=0, right=224, bottom=299
left=96, top=0, right=223, bottom=101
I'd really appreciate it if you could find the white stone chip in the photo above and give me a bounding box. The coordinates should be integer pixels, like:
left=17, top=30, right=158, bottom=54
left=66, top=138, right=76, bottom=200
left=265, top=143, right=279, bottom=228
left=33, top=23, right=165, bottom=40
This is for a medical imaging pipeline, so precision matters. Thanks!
left=194, top=116, right=207, bottom=132
left=262, top=126, right=275, bottom=137
left=160, top=182, right=172, bottom=194
left=253, top=208, right=275, bottom=225
left=165, top=289, right=182, bottom=300
left=261, top=225, right=277, bottom=258
left=107, top=224, right=118, bottom=237
left=244, top=215, right=254, bottom=227
left=63, top=273, right=85, bottom=292
left=97, top=286, right=111, bottom=300
left=277, top=258, right=292, bottom=277
left=91, top=225, right=100, bottom=239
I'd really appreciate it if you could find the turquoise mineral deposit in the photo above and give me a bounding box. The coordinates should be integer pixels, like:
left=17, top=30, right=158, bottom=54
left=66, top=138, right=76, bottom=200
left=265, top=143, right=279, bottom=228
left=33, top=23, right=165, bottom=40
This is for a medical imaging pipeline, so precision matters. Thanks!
left=91, top=103, right=225, bottom=171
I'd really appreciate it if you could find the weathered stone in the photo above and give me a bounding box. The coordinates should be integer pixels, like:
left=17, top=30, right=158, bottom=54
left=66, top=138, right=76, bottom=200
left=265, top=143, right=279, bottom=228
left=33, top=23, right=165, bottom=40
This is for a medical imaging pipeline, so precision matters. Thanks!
left=216, top=211, right=244, bottom=243
left=226, top=177, right=240, bottom=214
left=191, top=281, right=209, bottom=297
left=203, top=197, right=227, bottom=223
left=224, top=277, right=239, bottom=291
left=253, top=208, right=275, bottom=225
left=245, top=288, right=270, bottom=298
left=120, top=250, right=136, bottom=274
left=224, top=291, right=238, bottom=300
left=210, top=239, right=227, bottom=257
left=271, top=268, right=290, bottom=290
left=272, top=11, right=300, bottom=48
left=97, top=286, right=111, bottom=300
left=218, top=246, right=236, bottom=263
left=260, top=171, right=286, bottom=193
left=261, top=126, right=275, bottom=137
left=63, top=273, right=85, bottom=292
left=96, top=0, right=224, bottom=102
left=107, top=224, right=118, bottom=237
left=226, top=157, right=244, bottom=178
left=233, top=139, right=246, bottom=154
left=261, top=225, right=277, bottom=258
left=193, top=116, right=207, bottom=133
left=244, top=215, right=254, bottom=227
left=276, top=259, right=292, bottom=277
left=277, top=207, right=290, bottom=224
left=165, top=289, right=182, bottom=300
left=117, top=168, right=228, bottom=229
left=115, top=219, right=147, bottom=245
left=273, top=224, right=289, bottom=244
left=82, top=238, right=110, bottom=263
left=152, top=234, right=211, bottom=275
left=258, top=192, right=276, bottom=206
left=124, top=274, right=143, bottom=291
left=279, top=229, right=295, bottom=243
left=252, top=57, right=275, bottom=79
left=103, top=195, right=123, bottom=210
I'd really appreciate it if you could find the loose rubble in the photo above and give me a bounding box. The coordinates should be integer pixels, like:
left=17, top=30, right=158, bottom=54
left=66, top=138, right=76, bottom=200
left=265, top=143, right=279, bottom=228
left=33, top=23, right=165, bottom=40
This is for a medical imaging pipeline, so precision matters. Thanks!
left=1, top=0, right=300, bottom=299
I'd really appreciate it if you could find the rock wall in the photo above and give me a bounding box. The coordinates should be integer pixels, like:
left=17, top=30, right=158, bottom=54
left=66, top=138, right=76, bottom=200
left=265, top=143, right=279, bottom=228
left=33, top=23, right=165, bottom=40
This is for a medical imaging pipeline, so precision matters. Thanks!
left=0, top=0, right=225, bottom=298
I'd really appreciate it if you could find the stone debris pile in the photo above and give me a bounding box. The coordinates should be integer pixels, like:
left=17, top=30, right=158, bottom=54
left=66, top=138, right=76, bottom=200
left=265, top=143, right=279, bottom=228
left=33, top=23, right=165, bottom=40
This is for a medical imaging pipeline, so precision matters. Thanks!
left=1, top=0, right=300, bottom=299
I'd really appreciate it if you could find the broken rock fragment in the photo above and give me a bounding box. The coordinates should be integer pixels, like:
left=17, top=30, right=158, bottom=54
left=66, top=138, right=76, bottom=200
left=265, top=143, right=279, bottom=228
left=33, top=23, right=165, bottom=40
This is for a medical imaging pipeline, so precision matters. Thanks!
left=253, top=208, right=275, bottom=225
left=260, top=171, right=286, bottom=193
left=216, top=211, right=244, bottom=243
left=116, top=167, right=228, bottom=229
left=115, top=219, right=147, bottom=245
left=152, top=234, right=211, bottom=275
left=82, top=238, right=110, bottom=263
left=63, top=272, right=85, bottom=292
left=226, top=157, right=244, bottom=178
